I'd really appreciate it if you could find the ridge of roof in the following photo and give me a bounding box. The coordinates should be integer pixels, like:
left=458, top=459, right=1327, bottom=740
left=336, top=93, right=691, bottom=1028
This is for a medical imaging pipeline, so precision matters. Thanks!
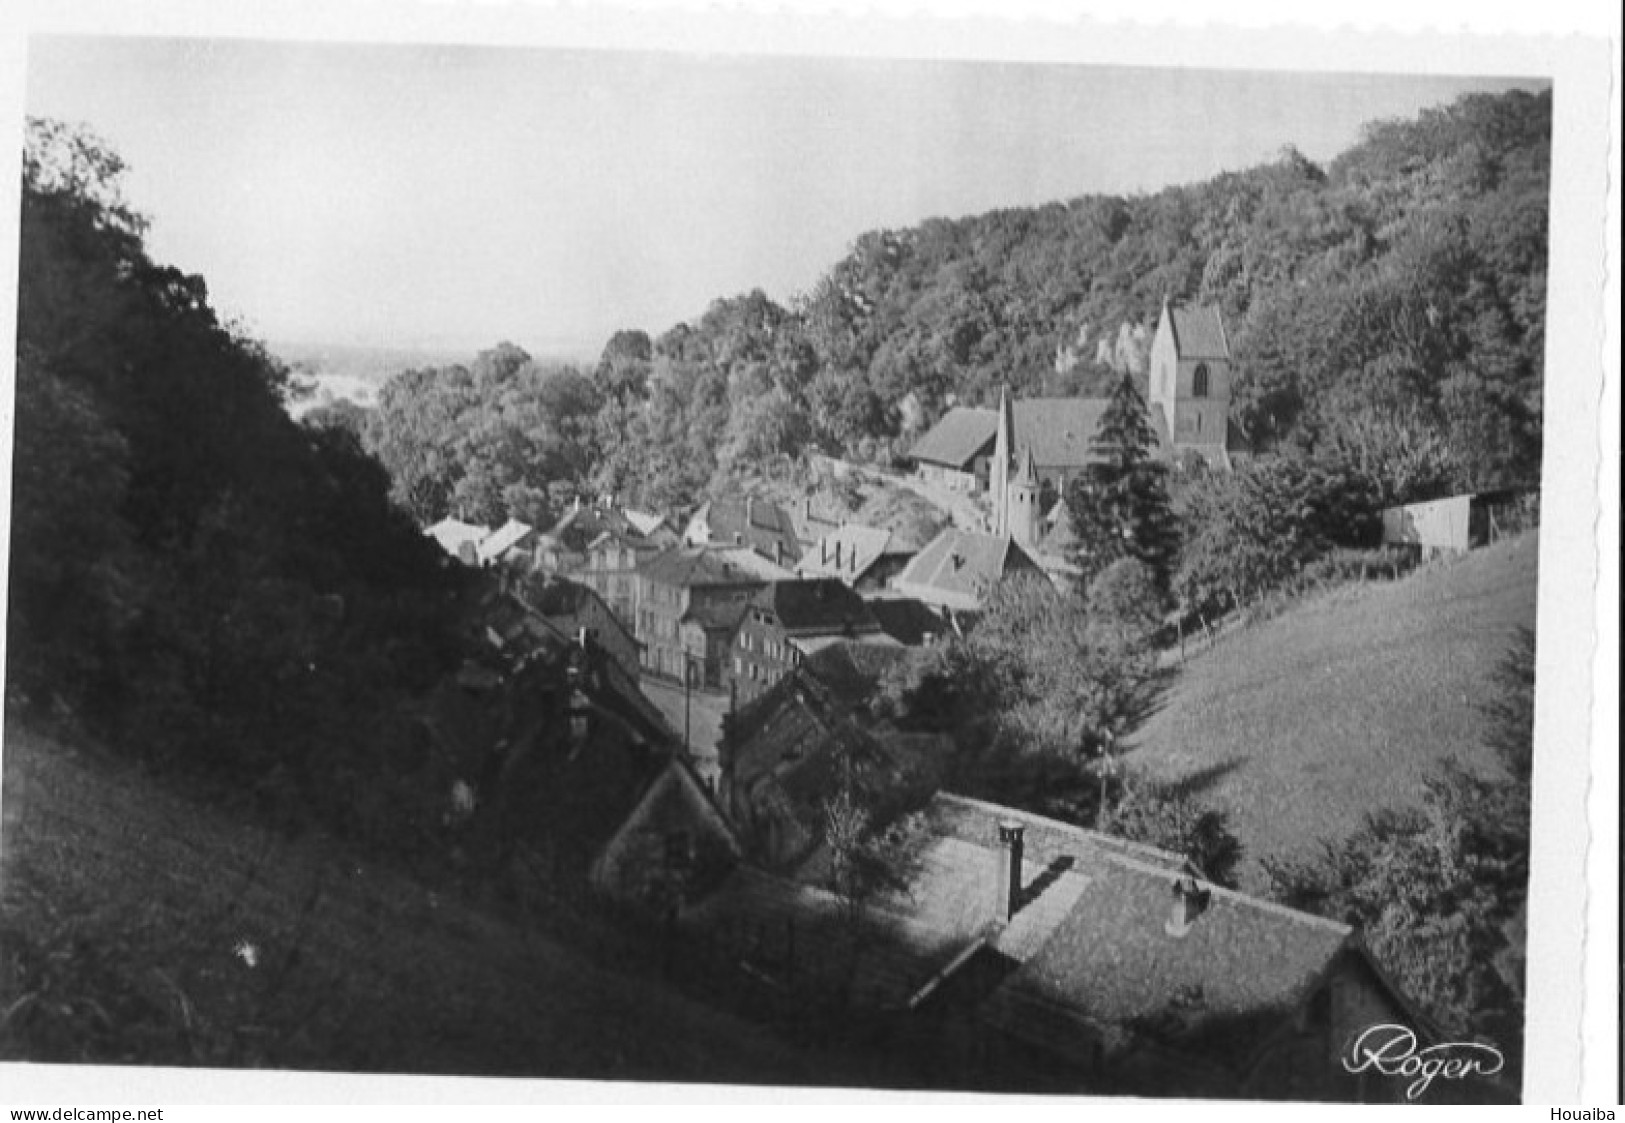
left=934, top=792, right=1352, bottom=938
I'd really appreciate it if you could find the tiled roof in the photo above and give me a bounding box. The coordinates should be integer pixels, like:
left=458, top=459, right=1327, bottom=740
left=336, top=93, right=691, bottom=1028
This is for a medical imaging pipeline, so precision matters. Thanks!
left=909, top=407, right=999, bottom=469
left=687, top=498, right=803, bottom=563
left=1012, top=399, right=1172, bottom=468
left=752, top=579, right=880, bottom=636
left=682, top=867, right=971, bottom=1010
left=795, top=523, right=901, bottom=583
left=864, top=595, right=949, bottom=646
left=921, top=794, right=1353, bottom=1071
left=638, top=546, right=779, bottom=589
left=1168, top=303, right=1231, bottom=360
left=787, top=633, right=902, bottom=657
left=681, top=598, right=751, bottom=633
left=621, top=507, right=670, bottom=538
left=710, top=547, right=798, bottom=582
left=425, top=517, right=489, bottom=560
left=477, top=518, right=535, bottom=564
left=911, top=399, right=1174, bottom=474
left=890, top=528, right=1045, bottom=612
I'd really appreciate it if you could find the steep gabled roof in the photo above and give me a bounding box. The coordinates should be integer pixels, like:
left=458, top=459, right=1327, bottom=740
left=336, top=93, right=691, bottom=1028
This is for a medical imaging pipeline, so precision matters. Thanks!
left=909, top=407, right=999, bottom=469
left=621, top=507, right=672, bottom=539
left=1168, top=303, right=1231, bottom=361
left=1013, top=398, right=1172, bottom=468
left=864, top=595, right=949, bottom=646
left=890, top=528, right=1045, bottom=612
left=681, top=597, right=751, bottom=634
left=425, top=517, right=490, bottom=561
left=751, top=579, right=881, bottom=636
left=477, top=518, right=535, bottom=565
left=688, top=497, right=803, bottom=563
left=911, top=399, right=1174, bottom=473
left=921, top=794, right=1355, bottom=1072
left=638, top=546, right=777, bottom=590
left=795, top=523, right=902, bottom=583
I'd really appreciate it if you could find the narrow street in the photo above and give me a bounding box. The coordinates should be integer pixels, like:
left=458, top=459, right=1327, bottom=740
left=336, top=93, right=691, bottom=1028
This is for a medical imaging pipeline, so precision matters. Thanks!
left=639, top=674, right=731, bottom=784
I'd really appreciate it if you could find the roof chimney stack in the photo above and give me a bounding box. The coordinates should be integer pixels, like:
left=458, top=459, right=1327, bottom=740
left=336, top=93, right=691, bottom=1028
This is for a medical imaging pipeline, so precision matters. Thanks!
left=996, top=820, right=1025, bottom=924
left=1165, top=875, right=1211, bottom=938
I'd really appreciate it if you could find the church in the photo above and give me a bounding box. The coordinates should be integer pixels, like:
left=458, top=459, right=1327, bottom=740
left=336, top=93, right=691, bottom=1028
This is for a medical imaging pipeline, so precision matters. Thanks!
left=909, top=300, right=1247, bottom=509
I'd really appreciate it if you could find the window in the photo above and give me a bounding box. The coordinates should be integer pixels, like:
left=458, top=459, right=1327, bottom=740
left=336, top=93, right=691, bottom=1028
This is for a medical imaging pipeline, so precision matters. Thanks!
left=1192, top=363, right=1210, bottom=399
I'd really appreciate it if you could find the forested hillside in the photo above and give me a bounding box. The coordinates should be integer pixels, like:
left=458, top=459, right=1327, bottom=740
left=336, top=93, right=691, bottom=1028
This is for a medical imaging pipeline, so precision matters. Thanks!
left=354, top=88, right=1549, bottom=520
left=8, top=120, right=464, bottom=843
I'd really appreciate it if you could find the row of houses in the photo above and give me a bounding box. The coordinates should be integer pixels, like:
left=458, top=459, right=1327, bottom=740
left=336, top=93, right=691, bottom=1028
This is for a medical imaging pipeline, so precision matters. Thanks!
left=573, top=636, right=1496, bottom=1102
left=427, top=485, right=1058, bottom=715
left=425, top=572, right=1481, bottom=1101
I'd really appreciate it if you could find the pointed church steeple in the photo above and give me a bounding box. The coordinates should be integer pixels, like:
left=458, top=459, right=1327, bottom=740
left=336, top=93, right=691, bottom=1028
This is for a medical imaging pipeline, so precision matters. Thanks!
left=991, top=385, right=1017, bottom=537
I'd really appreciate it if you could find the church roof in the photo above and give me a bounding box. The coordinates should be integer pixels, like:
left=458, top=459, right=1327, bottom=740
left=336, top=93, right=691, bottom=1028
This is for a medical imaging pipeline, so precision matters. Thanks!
left=909, top=399, right=1173, bottom=474
left=1167, top=303, right=1231, bottom=360
left=908, top=407, right=998, bottom=469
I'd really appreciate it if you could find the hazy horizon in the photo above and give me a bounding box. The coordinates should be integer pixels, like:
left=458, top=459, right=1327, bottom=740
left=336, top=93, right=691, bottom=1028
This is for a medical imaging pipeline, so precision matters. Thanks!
left=26, top=37, right=1547, bottom=357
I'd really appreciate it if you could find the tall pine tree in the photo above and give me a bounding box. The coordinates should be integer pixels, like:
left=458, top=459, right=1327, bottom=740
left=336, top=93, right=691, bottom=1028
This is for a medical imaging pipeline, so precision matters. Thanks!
left=1065, top=374, right=1179, bottom=587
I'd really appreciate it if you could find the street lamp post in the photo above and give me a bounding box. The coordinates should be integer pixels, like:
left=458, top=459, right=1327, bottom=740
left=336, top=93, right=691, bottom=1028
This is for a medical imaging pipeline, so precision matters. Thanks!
left=683, top=652, right=694, bottom=755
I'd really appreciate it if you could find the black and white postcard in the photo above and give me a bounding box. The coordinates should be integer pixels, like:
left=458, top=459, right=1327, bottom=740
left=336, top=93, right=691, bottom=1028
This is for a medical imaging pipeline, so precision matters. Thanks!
left=0, top=0, right=1615, bottom=1113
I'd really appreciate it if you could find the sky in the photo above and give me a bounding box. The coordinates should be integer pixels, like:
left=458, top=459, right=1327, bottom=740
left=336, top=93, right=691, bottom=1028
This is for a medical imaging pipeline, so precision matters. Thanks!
left=25, top=36, right=1547, bottom=358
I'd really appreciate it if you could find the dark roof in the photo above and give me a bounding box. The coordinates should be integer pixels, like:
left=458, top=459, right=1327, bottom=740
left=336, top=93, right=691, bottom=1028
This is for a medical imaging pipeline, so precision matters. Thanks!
left=691, top=497, right=803, bottom=563
left=1014, top=399, right=1171, bottom=467
left=543, top=505, right=654, bottom=555
left=909, top=407, right=999, bottom=469
left=681, top=597, right=751, bottom=633
left=911, top=399, right=1173, bottom=473
left=921, top=795, right=1354, bottom=1071
left=526, top=575, right=592, bottom=616
left=751, top=580, right=880, bottom=636
left=891, top=528, right=1045, bottom=612
left=864, top=596, right=948, bottom=647
left=639, top=546, right=774, bottom=590
left=1167, top=303, right=1231, bottom=360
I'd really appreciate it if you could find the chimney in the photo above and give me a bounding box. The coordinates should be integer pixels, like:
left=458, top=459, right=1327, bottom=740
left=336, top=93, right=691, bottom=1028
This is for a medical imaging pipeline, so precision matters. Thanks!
left=746, top=496, right=755, bottom=526
left=834, top=541, right=843, bottom=569
left=774, top=539, right=785, bottom=566
left=1165, top=875, right=1211, bottom=937
left=804, top=497, right=812, bottom=521
left=821, top=538, right=828, bottom=565
left=995, top=820, right=1025, bottom=923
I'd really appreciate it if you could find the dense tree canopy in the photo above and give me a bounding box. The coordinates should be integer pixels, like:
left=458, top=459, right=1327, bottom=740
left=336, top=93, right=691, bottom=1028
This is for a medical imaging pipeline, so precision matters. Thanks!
left=10, top=119, right=462, bottom=841
left=355, top=89, right=1547, bottom=521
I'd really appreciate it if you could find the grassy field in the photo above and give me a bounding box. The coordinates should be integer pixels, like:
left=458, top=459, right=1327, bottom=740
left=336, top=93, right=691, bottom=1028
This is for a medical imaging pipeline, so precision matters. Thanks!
left=0, top=722, right=864, bottom=1088
left=1123, top=532, right=1539, bottom=891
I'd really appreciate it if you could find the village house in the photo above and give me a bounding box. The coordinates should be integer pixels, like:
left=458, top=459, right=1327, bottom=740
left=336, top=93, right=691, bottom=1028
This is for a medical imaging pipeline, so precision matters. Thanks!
left=633, top=545, right=795, bottom=685
left=717, top=642, right=949, bottom=871
left=519, top=573, right=642, bottom=681
left=591, top=756, right=742, bottom=910
left=889, top=525, right=1046, bottom=620
left=535, top=501, right=671, bottom=624
left=787, top=495, right=844, bottom=553
left=645, top=786, right=1449, bottom=1100
left=794, top=523, right=916, bottom=591
left=424, top=516, right=491, bottom=566
left=862, top=593, right=950, bottom=647
left=475, top=517, right=538, bottom=568
left=682, top=496, right=803, bottom=568
left=418, top=579, right=679, bottom=878
left=726, top=579, right=891, bottom=707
